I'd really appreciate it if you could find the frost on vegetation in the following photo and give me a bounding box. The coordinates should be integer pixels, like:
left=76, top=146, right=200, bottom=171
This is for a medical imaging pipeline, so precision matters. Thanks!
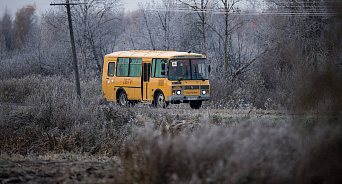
left=120, top=120, right=342, bottom=184
left=1, top=83, right=342, bottom=183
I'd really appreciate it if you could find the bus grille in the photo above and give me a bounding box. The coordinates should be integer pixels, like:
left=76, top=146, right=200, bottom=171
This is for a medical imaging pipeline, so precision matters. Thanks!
left=201, top=85, right=210, bottom=90
left=184, top=85, right=200, bottom=90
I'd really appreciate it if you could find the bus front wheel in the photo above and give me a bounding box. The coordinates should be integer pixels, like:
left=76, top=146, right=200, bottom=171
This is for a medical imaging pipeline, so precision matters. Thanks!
left=190, top=100, right=202, bottom=109
left=155, top=92, right=168, bottom=108
left=118, top=91, right=128, bottom=106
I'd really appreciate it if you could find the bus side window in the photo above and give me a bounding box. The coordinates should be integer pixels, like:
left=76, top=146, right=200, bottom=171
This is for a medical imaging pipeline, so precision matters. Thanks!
left=152, top=59, right=166, bottom=78
left=152, top=59, right=156, bottom=77
left=129, top=58, right=142, bottom=77
left=117, top=58, right=129, bottom=77
left=108, top=62, right=115, bottom=77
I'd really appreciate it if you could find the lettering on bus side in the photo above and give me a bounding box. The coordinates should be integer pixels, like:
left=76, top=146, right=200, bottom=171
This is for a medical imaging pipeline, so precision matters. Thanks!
left=123, top=79, right=133, bottom=84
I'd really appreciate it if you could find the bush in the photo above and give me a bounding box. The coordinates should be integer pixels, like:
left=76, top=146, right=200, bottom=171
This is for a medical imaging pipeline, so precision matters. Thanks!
left=0, top=75, right=136, bottom=156
left=117, top=121, right=342, bottom=184
left=0, top=76, right=40, bottom=103
left=208, top=73, right=277, bottom=110
left=292, top=63, right=342, bottom=118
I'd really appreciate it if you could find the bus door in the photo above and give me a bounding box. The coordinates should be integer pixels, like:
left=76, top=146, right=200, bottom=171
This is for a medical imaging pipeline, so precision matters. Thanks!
left=104, top=61, right=116, bottom=100
left=142, top=63, right=151, bottom=101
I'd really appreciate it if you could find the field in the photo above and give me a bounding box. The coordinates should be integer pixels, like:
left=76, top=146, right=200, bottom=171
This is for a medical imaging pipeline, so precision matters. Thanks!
left=0, top=108, right=287, bottom=184
left=1, top=76, right=342, bottom=183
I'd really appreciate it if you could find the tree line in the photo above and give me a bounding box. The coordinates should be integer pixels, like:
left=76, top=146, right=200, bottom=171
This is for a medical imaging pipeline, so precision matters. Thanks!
left=0, top=0, right=341, bottom=111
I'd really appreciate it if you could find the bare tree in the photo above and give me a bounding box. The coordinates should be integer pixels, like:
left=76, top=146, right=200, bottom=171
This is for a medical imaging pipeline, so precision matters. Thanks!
left=73, top=0, right=123, bottom=73
left=125, top=0, right=198, bottom=52
left=45, top=0, right=123, bottom=74
left=216, top=0, right=245, bottom=73
left=138, top=0, right=176, bottom=50
left=140, top=7, right=157, bottom=50
left=178, top=0, right=218, bottom=55
left=255, top=0, right=342, bottom=109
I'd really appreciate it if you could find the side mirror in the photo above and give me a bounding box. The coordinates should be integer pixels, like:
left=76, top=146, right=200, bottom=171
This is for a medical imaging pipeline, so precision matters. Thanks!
left=208, top=65, right=211, bottom=73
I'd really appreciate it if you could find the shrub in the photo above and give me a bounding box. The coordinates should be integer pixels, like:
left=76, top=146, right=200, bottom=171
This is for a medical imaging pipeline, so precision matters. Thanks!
left=0, top=76, right=40, bottom=103
left=117, top=120, right=342, bottom=184
left=119, top=121, right=301, bottom=184
left=208, top=73, right=276, bottom=110
left=0, top=75, right=135, bottom=156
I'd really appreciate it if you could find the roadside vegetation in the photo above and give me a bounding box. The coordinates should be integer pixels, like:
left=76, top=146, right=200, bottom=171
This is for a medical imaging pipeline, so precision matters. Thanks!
left=1, top=75, right=342, bottom=183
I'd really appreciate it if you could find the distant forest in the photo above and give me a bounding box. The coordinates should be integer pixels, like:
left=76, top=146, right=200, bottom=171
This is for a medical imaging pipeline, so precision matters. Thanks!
left=1, top=0, right=341, bottom=111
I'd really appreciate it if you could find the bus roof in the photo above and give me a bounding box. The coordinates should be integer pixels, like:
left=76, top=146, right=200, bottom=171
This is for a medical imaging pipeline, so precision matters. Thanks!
left=106, top=50, right=206, bottom=59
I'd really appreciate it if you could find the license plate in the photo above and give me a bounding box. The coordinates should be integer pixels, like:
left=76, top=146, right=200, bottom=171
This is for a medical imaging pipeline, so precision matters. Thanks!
left=187, top=97, right=198, bottom=100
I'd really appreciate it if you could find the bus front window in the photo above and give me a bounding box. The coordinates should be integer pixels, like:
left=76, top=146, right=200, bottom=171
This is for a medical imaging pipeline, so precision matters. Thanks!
left=191, top=59, right=208, bottom=80
left=168, top=59, right=208, bottom=81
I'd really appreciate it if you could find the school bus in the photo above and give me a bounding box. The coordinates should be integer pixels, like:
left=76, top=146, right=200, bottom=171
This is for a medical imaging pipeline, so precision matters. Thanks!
left=102, top=50, right=210, bottom=109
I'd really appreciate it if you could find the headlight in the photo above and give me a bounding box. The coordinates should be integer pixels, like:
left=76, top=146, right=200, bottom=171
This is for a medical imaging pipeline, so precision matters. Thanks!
left=202, top=90, right=206, bottom=95
left=176, top=90, right=181, bottom=95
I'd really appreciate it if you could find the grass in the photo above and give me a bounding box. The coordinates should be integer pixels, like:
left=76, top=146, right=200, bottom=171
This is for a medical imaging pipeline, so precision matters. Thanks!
left=1, top=75, right=342, bottom=183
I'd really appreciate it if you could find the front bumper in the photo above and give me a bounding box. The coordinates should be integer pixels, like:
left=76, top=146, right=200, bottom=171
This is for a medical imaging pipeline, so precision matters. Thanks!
left=167, top=95, right=210, bottom=101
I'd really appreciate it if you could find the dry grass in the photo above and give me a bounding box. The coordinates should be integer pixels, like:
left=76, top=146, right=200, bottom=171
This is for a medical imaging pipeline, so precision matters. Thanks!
left=1, top=75, right=342, bottom=183
left=0, top=75, right=135, bottom=156
left=118, top=119, right=342, bottom=184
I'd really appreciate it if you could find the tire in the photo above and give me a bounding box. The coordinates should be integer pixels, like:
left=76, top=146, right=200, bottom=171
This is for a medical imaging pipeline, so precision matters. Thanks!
left=190, top=100, right=202, bottom=109
left=118, top=91, right=128, bottom=106
left=154, top=92, right=168, bottom=108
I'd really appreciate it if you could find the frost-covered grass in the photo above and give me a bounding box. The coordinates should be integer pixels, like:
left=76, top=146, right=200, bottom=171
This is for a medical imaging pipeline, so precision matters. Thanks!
left=1, top=75, right=342, bottom=183
left=119, top=121, right=342, bottom=184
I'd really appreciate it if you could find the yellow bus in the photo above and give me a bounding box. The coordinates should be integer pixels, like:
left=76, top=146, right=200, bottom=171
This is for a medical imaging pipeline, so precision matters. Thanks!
left=102, top=50, right=210, bottom=109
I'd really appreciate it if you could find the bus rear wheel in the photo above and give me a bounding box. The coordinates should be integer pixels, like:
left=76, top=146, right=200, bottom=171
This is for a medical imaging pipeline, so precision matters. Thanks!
left=118, top=91, right=128, bottom=106
left=155, top=92, right=168, bottom=108
left=190, top=100, right=202, bottom=109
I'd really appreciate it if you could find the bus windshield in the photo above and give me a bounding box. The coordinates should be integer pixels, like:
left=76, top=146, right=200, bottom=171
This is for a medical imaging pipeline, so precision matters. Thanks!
left=168, top=59, right=208, bottom=81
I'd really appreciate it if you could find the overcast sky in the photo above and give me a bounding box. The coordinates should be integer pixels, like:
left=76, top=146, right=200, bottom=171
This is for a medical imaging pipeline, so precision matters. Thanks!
left=0, top=0, right=143, bottom=17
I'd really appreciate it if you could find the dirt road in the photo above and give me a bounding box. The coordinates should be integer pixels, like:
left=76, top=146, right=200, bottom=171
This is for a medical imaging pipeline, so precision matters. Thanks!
left=0, top=155, right=119, bottom=184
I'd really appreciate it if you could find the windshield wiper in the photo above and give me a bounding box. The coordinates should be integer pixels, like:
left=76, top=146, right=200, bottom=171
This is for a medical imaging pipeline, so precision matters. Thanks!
left=194, top=71, right=206, bottom=81
left=199, top=73, right=206, bottom=81
left=193, top=65, right=205, bottom=81
left=178, top=72, right=189, bottom=82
